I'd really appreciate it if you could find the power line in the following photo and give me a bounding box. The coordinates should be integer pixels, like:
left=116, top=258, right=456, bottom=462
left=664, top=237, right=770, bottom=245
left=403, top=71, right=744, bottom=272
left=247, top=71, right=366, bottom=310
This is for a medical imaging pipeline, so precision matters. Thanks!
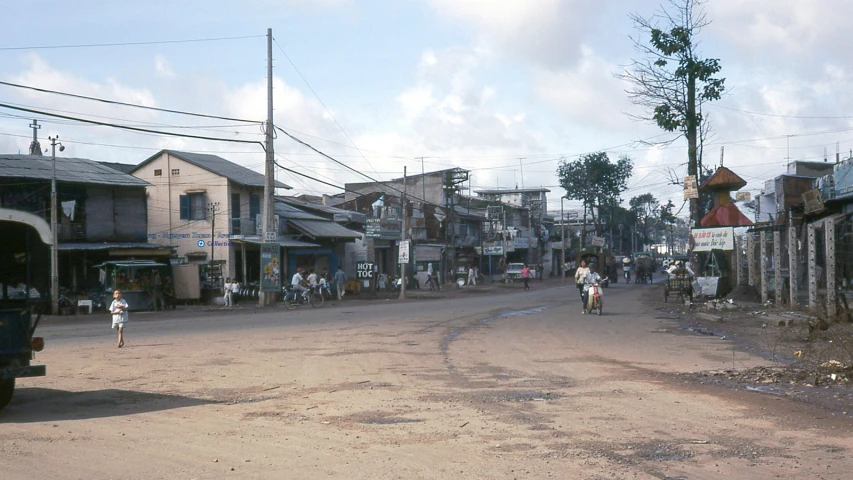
left=0, top=34, right=264, bottom=52
left=712, top=103, right=853, bottom=120
left=272, top=37, right=383, bottom=179
left=0, top=102, right=265, bottom=146
left=0, top=80, right=263, bottom=124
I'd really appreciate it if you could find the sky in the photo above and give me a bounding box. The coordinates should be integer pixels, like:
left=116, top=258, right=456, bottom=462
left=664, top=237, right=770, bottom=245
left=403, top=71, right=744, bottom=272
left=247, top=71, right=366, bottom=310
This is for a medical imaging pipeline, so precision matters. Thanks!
left=2, top=0, right=852, bottom=218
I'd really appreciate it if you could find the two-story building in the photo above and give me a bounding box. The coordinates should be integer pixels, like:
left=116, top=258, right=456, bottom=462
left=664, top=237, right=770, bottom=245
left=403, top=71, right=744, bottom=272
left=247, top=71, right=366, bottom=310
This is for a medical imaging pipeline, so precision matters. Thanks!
left=0, top=153, right=170, bottom=295
left=129, top=150, right=291, bottom=280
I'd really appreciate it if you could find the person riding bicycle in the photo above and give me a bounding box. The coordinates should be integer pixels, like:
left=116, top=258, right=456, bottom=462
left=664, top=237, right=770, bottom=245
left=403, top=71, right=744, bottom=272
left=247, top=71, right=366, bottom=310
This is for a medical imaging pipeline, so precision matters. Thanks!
left=582, top=264, right=602, bottom=315
left=291, top=267, right=309, bottom=299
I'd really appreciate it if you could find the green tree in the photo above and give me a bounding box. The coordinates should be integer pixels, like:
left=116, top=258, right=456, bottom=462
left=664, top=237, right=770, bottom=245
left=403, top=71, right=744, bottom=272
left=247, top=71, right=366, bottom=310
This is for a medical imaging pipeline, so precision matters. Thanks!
left=558, top=152, right=633, bottom=247
left=621, top=0, right=725, bottom=226
left=629, top=193, right=659, bottom=246
left=659, top=200, right=677, bottom=254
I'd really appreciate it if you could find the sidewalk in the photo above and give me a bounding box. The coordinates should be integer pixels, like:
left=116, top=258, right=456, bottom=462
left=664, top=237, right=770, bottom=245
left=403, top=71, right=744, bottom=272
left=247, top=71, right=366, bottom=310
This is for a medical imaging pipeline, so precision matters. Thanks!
left=39, top=276, right=573, bottom=327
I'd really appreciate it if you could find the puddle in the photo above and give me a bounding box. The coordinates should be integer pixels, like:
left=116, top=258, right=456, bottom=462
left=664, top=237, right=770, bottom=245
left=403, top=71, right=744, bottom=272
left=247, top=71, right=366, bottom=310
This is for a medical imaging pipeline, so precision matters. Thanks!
left=440, top=305, right=551, bottom=357
left=744, top=385, right=786, bottom=396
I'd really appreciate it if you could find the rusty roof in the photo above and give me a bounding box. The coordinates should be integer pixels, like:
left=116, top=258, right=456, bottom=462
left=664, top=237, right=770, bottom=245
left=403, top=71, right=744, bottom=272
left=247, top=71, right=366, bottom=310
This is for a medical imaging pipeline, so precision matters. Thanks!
left=699, top=166, right=747, bottom=192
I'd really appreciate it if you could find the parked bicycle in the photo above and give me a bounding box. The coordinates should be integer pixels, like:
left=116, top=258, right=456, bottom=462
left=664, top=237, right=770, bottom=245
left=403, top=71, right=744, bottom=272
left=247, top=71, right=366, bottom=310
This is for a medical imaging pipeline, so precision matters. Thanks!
left=283, top=285, right=324, bottom=309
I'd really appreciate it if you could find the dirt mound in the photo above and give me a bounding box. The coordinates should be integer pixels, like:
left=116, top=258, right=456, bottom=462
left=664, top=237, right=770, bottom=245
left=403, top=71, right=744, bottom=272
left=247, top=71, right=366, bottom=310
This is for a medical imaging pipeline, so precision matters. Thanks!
left=725, top=284, right=761, bottom=303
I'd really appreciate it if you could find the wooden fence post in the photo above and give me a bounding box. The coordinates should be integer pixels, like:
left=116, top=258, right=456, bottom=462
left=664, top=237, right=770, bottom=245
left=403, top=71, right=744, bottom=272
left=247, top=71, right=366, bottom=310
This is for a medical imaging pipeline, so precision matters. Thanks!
left=788, top=222, right=798, bottom=308
left=826, top=217, right=836, bottom=319
left=808, top=222, right=817, bottom=310
left=774, top=230, right=783, bottom=306
left=760, top=231, right=768, bottom=304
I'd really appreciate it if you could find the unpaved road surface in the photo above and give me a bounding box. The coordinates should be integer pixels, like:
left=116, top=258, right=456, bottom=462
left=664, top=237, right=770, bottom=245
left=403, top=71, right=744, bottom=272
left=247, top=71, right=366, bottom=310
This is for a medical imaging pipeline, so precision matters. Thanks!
left=3, top=281, right=852, bottom=479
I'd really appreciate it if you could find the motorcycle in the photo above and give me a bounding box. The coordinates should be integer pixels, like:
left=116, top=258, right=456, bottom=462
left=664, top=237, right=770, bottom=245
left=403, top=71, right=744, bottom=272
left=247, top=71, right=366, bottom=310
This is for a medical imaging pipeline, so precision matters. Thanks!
left=586, top=283, right=603, bottom=316
left=282, top=285, right=324, bottom=310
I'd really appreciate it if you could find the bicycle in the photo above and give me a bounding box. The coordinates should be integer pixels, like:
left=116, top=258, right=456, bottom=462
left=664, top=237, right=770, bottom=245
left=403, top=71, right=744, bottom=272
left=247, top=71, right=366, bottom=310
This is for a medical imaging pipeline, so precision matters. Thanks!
left=283, top=285, right=324, bottom=310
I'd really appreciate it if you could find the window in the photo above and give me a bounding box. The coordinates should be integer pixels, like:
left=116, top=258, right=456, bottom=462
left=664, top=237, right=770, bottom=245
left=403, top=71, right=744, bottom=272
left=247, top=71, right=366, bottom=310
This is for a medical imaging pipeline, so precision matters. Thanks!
left=231, top=193, right=241, bottom=218
left=154, top=169, right=162, bottom=176
left=171, top=168, right=180, bottom=176
left=179, top=193, right=207, bottom=220
left=249, top=194, right=261, bottom=219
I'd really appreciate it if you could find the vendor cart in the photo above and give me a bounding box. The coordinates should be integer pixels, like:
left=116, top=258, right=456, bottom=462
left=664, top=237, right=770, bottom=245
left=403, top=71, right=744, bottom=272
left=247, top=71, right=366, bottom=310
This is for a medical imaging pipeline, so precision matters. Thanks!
left=664, top=274, right=693, bottom=303
left=94, top=261, right=174, bottom=311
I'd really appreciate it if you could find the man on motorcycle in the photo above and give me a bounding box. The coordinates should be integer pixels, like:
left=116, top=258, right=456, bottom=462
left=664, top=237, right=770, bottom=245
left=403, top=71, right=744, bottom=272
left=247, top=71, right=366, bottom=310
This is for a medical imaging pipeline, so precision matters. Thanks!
left=582, top=264, right=602, bottom=315
left=291, top=267, right=309, bottom=299
left=622, top=257, right=632, bottom=283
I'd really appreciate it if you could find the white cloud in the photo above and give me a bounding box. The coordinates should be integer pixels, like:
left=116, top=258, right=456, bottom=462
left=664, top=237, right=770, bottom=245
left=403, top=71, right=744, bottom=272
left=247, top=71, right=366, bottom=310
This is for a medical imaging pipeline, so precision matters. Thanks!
left=154, top=55, right=175, bottom=79
left=425, top=0, right=599, bottom=68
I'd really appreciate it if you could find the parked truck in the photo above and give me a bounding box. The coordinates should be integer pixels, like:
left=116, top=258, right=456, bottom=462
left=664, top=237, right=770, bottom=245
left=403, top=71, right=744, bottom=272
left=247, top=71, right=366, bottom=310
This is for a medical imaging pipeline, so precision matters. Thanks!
left=0, top=208, right=50, bottom=412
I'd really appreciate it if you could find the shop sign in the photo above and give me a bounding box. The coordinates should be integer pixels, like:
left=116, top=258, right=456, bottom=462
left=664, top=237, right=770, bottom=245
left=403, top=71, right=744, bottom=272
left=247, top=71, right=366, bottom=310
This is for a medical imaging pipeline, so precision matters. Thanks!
left=260, top=243, right=281, bottom=292
left=398, top=240, right=410, bottom=264
left=590, top=236, right=605, bottom=247
left=690, top=227, right=734, bottom=251
left=356, top=262, right=375, bottom=279
left=366, top=217, right=402, bottom=239
left=514, top=237, right=530, bottom=249
left=683, top=175, right=699, bottom=199
left=483, top=245, right=504, bottom=256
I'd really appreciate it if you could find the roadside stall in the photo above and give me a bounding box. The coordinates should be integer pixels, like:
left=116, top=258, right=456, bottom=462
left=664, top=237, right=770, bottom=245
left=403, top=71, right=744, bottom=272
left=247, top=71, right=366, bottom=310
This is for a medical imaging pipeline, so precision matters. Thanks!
left=94, top=260, right=174, bottom=311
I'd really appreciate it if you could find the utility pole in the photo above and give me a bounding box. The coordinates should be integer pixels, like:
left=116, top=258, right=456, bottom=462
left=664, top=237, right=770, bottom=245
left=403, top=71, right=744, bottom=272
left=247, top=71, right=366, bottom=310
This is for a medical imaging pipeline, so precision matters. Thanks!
left=400, top=166, right=407, bottom=299
left=260, top=27, right=276, bottom=307
left=561, top=196, right=566, bottom=282
left=49, top=135, right=63, bottom=316
left=208, top=202, right=220, bottom=261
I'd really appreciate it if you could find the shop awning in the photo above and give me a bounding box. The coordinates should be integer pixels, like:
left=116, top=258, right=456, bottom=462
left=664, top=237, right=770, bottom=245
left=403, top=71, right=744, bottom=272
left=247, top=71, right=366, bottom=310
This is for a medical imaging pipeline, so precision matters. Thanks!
left=233, top=237, right=321, bottom=248
left=289, top=220, right=362, bottom=240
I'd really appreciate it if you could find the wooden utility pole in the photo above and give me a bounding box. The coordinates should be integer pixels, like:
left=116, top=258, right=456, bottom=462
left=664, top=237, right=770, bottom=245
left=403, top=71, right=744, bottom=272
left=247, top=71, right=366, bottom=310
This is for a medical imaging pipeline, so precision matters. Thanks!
left=260, top=27, right=277, bottom=307
left=400, top=167, right=407, bottom=300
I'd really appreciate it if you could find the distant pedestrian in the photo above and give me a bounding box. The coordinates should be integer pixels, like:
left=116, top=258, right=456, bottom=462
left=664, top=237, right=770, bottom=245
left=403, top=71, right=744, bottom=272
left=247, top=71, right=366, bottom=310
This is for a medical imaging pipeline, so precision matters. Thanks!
left=231, top=278, right=240, bottom=305
left=224, top=277, right=233, bottom=307
left=152, top=270, right=165, bottom=311
left=574, top=260, right=590, bottom=309
left=334, top=266, right=348, bottom=300
left=109, top=289, right=129, bottom=348
left=521, top=264, right=531, bottom=291
left=467, top=265, right=476, bottom=286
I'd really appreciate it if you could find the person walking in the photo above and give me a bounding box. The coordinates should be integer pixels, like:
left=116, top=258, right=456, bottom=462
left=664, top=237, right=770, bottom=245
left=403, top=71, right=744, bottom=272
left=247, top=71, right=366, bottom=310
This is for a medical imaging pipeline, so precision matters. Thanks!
left=334, top=266, right=348, bottom=300
left=231, top=278, right=240, bottom=305
left=521, top=264, right=531, bottom=291
left=467, top=265, right=476, bottom=286
left=574, top=260, right=590, bottom=309
left=109, top=289, right=129, bottom=348
left=223, top=277, right=233, bottom=307
left=152, top=270, right=165, bottom=311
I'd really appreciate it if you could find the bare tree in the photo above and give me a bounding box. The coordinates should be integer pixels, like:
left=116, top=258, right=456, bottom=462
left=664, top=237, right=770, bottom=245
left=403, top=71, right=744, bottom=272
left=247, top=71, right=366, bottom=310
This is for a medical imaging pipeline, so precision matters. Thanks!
left=620, top=0, right=725, bottom=226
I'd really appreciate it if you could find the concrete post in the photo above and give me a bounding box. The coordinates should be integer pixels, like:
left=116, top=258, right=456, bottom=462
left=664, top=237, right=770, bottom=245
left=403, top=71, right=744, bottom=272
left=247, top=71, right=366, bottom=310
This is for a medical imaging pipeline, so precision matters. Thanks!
left=788, top=222, right=798, bottom=309
left=826, top=217, right=836, bottom=319
left=747, top=232, right=757, bottom=287
left=774, top=230, right=783, bottom=306
left=760, top=231, right=768, bottom=304
left=807, top=222, right=817, bottom=310
left=734, top=235, right=743, bottom=287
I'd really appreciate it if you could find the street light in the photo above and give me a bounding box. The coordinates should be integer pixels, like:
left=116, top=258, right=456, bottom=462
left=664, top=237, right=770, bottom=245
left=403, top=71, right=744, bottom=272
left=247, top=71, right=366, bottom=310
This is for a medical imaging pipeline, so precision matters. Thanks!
left=49, top=136, right=64, bottom=316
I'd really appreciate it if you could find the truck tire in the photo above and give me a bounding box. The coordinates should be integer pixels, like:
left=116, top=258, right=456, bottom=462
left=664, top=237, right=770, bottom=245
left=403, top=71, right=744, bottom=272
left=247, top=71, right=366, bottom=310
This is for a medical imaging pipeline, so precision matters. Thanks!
left=0, top=378, right=15, bottom=411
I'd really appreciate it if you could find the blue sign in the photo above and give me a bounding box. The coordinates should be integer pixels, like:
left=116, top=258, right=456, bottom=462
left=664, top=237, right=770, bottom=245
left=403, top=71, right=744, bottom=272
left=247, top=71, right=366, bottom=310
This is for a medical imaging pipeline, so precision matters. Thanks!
left=197, top=240, right=205, bottom=248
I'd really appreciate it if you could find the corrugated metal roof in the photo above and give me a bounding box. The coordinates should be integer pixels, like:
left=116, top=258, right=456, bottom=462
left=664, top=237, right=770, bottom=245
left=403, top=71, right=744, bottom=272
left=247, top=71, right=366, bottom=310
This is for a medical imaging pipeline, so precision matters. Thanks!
left=132, top=150, right=290, bottom=189
left=277, top=196, right=368, bottom=223
left=0, top=154, right=149, bottom=187
left=289, top=219, right=362, bottom=239
left=57, top=242, right=172, bottom=251
left=232, top=238, right=320, bottom=248
left=275, top=201, right=325, bottom=220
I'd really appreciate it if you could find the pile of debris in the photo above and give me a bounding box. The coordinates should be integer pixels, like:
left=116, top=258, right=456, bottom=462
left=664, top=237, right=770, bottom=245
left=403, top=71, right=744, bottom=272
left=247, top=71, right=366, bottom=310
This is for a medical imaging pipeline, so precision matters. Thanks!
left=694, top=363, right=853, bottom=387
left=724, top=284, right=762, bottom=303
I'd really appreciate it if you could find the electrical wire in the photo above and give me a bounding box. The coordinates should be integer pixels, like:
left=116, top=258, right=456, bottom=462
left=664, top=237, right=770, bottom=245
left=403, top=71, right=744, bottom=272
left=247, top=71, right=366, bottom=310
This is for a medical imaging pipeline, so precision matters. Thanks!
left=0, top=80, right=263, bottom=124
left=0, top=102, right=265, bottom=146
left=0, top=34, right=264, bottom=52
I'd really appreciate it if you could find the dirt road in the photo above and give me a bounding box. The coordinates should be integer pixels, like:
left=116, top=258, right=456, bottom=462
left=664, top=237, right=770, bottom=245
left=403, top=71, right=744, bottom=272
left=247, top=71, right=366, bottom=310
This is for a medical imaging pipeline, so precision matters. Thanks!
left=3, top=281, right=852, bottom=479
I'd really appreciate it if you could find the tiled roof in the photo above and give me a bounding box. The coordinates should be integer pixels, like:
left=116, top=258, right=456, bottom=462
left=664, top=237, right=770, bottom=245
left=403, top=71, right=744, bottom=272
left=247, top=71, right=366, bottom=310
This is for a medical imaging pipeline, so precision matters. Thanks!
left=132, top=150, right=290, bottom=189
left=700, top=166, right=747, bottom=192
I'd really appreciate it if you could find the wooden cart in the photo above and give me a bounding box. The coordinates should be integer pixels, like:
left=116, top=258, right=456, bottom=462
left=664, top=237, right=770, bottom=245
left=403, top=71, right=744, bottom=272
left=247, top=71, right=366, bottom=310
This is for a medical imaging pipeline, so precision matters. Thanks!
left=664, top=274, right=693, bottom=303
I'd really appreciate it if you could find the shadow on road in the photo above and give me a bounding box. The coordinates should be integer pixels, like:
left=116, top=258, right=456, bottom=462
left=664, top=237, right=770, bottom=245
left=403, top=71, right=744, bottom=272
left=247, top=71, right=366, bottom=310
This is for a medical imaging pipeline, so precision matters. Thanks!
left=1, top=388, right=218, bottom=423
